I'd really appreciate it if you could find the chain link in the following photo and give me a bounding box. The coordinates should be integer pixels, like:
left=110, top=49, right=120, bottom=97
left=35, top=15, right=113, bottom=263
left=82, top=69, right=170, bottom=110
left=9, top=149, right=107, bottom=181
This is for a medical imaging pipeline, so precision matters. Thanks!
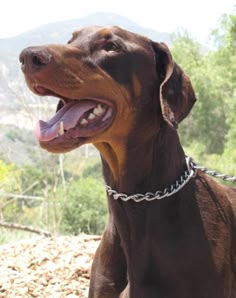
left=106, top=156, right=196, bottom=202
left=189, top=158, right=236, bottom=183
left=106, top=156, right=236, bottom=202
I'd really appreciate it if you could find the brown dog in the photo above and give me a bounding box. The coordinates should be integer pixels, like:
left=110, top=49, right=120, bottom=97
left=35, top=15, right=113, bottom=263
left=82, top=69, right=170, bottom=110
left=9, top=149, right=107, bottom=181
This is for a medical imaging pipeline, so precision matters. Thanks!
left=20, top=26, right=236, bottom=298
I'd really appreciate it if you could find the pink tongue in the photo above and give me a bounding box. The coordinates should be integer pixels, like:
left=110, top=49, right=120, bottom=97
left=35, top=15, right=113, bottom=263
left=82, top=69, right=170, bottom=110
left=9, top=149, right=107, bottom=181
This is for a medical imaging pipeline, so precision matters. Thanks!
left=35, top=100, right=96, bottom=142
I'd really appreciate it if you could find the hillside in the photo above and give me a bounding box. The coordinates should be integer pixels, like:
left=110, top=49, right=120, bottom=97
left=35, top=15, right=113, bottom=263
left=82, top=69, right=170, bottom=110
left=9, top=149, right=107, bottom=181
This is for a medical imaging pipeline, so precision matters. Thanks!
left=0, top=12, right=170, bottom=53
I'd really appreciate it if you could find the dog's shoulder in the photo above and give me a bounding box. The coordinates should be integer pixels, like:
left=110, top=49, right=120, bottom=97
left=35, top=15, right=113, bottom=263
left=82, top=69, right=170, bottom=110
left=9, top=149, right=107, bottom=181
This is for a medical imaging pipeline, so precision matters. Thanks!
left=194, top=171, right=236, bottom=221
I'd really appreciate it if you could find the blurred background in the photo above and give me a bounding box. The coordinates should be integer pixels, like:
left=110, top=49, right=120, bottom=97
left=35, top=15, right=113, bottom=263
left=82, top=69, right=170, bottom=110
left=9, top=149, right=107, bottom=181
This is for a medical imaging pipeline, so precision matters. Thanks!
left=0, top=0, right=235, bottom=244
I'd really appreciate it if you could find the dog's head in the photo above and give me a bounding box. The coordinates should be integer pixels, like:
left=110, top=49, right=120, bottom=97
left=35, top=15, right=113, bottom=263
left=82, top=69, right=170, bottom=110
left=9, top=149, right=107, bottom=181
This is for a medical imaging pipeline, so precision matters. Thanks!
left=19, top=26, right=196, bottom=153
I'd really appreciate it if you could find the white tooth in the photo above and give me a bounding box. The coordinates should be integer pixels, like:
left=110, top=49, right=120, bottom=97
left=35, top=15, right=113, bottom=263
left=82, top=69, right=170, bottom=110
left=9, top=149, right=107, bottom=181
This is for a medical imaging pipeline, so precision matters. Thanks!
left=93, top=104, right=105, bottom=116
left=88, top=113, right=96, bottom=120
left=102, top=108, right=112, bottom=122
left=93, top=108, right=100, bottom=116
left=81, top=118, right=88, bottom=125
left=59, top=121, right=64, bottom=135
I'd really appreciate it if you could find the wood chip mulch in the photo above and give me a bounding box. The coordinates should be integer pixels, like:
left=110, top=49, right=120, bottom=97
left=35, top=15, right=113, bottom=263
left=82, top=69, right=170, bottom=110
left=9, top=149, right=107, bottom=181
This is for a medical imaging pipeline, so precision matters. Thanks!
left=0, top=234, right=101, bottom=298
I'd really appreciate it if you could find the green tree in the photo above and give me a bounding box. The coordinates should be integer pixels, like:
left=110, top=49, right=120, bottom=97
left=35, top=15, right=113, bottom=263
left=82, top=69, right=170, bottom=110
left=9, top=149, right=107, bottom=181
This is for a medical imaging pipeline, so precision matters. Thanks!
left=171, top=31, right=228, bottom=154
left=212, top=12, right=236, bottom=150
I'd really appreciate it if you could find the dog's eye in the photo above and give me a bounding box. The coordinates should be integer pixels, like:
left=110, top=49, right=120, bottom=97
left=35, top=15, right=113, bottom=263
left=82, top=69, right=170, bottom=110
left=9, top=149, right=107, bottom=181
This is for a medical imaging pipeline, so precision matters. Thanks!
left=103, top=42, right=119, bottom=52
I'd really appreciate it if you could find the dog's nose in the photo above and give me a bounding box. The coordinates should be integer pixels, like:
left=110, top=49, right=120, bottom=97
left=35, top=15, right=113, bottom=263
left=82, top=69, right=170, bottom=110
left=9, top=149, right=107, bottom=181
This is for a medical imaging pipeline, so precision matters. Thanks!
left=19, top=47, right=52, bottom=74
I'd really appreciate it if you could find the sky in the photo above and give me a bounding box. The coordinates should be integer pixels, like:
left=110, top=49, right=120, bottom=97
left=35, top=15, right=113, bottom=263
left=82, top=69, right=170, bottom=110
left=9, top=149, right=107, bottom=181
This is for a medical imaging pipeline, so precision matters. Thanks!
left=0, top=0, right=235, bottom=43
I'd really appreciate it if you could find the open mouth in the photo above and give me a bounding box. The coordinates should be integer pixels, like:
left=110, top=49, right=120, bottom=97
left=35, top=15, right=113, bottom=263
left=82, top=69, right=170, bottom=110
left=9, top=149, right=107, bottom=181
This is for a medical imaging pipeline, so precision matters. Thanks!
left=33, top=85, right=115, bottom=142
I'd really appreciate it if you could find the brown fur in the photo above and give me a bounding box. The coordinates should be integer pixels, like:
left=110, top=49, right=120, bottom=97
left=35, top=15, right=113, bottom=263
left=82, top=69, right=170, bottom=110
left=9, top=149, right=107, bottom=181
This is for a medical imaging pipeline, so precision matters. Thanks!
left=20, top=26, right=236, bottom=298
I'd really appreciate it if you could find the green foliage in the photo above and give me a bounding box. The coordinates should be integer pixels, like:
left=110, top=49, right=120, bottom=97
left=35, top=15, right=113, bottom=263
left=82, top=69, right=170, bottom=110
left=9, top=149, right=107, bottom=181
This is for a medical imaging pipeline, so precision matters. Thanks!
left=0, top=160, right=21, bottom=192
left=82, top=160, right=102, bottom=180
left=171, top=30, right=203, bottom=73
left=176, top=10, right=236, bottom=187
left=185, top=144, right=236, bottom=187
left=61, top=177, right=107, bottom=235
left=172, top=32, right=227, bottom=154
left=0, top=162, right=49, bottom=225
left=171, top=11, right=236, bottom=155
left=214, top=12, right=236, bottom=151
left=0, top=157, right=107, bottom=238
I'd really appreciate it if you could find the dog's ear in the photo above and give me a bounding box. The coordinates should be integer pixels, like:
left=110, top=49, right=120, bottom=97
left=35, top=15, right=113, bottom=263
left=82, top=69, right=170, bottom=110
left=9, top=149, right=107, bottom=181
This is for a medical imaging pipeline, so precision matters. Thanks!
left=152, top=42, right=197, bottom=128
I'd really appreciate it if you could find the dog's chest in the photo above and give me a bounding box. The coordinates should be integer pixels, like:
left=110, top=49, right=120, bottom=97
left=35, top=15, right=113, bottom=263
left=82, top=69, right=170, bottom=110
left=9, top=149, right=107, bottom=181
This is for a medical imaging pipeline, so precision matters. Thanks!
left=115, top=199, right=232, bottom=295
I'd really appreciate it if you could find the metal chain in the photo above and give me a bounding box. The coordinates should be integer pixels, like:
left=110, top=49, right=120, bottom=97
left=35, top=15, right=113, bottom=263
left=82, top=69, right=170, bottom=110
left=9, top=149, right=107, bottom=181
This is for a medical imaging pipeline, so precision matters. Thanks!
left=106, top=156, right=196, bottom=202
left=189, top=158, right=236, bottom=184
left=106, top=156, right=236, bottom=202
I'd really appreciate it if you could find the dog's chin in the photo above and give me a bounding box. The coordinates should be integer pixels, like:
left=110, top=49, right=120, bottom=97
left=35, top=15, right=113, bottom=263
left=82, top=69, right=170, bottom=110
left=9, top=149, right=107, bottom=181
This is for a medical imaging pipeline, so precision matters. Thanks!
left=39, top=136, right=86, bottom=154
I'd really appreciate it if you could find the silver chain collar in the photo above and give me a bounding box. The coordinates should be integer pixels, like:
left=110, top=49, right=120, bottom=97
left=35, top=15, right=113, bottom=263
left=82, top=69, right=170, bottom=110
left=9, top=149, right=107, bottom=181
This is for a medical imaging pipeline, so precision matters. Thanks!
left=189, top=159, right=236, bottom=183
left=105, top=156, right=236, bottom=202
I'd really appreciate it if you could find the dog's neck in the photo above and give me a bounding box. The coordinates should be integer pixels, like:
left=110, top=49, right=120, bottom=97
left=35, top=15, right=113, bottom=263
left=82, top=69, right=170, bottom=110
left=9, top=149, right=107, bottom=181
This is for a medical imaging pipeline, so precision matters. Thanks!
left=95, top=125, right=186, bottom=196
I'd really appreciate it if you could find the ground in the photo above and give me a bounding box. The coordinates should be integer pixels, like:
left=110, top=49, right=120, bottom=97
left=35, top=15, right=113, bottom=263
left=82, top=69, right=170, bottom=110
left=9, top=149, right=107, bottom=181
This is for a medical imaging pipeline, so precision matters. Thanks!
left=0, top=234, right=101, bottom=298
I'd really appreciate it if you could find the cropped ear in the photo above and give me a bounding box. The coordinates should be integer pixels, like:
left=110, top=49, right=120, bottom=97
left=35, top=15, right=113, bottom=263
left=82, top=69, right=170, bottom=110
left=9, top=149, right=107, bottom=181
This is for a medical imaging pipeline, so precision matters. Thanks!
left=152, top=42, right=197, bottom=128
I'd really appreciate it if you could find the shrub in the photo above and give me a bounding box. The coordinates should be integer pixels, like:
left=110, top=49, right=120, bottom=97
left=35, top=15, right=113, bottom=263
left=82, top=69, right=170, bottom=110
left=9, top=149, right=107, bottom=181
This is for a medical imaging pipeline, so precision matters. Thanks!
left=61, top=177, right=107, bottom=235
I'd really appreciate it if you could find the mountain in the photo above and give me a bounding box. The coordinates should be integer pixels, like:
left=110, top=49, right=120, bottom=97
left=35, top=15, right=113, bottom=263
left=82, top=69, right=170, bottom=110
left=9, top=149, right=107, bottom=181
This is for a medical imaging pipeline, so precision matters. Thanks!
left=0, top=13, right=171, bottom=54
